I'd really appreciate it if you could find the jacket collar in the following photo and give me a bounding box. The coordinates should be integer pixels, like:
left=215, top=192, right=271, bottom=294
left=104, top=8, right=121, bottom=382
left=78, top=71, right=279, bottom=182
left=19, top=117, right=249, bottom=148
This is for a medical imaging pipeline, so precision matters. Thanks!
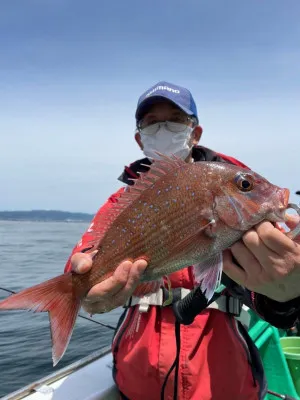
left=118, top=146, right=223, bottom=185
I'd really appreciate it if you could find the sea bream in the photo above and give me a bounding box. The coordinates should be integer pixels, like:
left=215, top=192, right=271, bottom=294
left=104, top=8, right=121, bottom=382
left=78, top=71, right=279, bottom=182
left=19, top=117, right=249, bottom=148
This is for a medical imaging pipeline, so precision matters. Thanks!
left=0, top=155, right=299, bottom=365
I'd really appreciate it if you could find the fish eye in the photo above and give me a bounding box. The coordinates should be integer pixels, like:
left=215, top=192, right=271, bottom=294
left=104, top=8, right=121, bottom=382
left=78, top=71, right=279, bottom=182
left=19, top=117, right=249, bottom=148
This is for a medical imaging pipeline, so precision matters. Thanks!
left=235, top=173, right=254, bottom=192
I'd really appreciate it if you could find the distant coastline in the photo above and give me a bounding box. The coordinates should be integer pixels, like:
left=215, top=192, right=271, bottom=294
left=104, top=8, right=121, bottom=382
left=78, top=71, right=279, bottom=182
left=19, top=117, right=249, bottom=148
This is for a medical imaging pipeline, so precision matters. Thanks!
left=0, top=210, right=94, bottom=222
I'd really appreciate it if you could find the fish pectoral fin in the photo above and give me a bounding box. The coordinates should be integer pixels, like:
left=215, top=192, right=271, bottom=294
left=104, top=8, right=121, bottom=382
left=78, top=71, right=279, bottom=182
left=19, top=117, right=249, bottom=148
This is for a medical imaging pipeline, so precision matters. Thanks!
left=192, top=253, right=223, bottom=302
left=171, top=219, right=216, bottom=255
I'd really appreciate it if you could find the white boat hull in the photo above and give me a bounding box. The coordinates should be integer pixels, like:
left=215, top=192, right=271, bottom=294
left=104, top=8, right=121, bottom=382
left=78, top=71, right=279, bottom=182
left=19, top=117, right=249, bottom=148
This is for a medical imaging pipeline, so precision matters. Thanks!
left=2, top=346, right=119, bottom=400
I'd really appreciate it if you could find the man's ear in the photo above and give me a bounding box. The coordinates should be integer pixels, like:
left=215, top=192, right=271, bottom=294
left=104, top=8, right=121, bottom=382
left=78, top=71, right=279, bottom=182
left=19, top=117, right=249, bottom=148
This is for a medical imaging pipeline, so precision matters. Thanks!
left=192, top=125, right=203, bottom=145
left=135, top=131, right=143, bottom=150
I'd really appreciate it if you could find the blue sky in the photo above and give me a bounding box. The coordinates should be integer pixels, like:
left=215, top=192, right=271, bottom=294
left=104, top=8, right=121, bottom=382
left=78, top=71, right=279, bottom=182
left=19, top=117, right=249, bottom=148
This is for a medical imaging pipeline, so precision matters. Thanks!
left=1, top=0, right=300, bottom=212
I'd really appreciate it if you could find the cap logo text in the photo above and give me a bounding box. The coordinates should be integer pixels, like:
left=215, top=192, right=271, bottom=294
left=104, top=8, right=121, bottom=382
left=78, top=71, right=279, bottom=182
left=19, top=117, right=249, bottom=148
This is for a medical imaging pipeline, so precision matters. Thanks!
left=145, top=85, right=180, bottom=97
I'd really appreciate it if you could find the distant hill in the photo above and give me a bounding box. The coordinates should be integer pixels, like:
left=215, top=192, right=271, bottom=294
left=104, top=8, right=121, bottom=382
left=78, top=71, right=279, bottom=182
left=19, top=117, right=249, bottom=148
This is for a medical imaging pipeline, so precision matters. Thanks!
left=0, top=210, right=94, bottom=222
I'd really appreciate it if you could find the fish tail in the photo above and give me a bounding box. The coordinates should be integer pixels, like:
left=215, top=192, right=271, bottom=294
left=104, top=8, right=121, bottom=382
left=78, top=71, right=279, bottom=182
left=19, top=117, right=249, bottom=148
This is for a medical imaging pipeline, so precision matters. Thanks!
left=0, top=273, right=81, bottom=366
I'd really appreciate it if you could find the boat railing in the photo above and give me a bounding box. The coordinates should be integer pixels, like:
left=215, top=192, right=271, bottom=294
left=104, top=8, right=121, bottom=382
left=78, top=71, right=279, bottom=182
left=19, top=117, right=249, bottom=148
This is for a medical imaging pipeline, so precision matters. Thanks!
left=1, top=345, right=112, bottom=400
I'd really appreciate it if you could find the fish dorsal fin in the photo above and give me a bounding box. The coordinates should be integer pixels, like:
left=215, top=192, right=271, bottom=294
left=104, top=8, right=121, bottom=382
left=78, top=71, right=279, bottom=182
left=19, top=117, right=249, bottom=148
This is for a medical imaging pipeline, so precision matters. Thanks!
left=137, top=153, right=185, bottom=185
left=86, top=154, right=186, bottom=248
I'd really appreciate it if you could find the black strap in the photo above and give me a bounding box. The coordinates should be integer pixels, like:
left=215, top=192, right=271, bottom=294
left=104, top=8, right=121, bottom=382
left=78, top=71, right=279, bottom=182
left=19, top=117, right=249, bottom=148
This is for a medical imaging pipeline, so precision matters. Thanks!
left=160, top=320, right=181, bottom=400
left=172, top=286, right=223, bottom=325
left=173, top=321, right=180, bottom=399
left=162, top=286, right=186, bottom=304
left=160, top=288, right=224, bottom=400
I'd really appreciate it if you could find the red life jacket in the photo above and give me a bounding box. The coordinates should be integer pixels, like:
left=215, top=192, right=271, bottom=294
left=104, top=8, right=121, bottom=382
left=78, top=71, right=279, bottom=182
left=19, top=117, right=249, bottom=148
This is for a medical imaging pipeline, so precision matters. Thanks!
left=64, top=147, right=266, bottom=400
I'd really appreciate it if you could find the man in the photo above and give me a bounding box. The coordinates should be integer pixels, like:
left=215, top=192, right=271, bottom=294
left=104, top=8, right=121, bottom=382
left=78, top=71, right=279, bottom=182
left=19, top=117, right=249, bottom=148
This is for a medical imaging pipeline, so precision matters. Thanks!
left=65, top=81, right=300, bottom=400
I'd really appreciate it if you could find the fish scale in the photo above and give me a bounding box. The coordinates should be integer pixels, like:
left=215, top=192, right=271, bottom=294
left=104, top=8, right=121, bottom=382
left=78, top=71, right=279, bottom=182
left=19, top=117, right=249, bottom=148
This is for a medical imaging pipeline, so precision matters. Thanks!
left=88, top=164, right=209, bottom=282
left=0, top=154, right=296, bottom=366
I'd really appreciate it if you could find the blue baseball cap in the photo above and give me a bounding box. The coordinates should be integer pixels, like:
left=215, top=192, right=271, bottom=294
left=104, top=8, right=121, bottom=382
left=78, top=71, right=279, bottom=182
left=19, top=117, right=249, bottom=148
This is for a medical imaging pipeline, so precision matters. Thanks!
left=135, top=81, right=199, bottom=124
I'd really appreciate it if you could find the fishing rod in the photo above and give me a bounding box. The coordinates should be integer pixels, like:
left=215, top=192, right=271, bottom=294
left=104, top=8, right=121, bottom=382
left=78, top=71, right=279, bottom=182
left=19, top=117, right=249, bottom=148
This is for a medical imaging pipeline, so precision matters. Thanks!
left=2, top=289, right=298, bottom=399
left=267, top=389, right=297, bottom=400
left=0, top=287, right=116, bottom=331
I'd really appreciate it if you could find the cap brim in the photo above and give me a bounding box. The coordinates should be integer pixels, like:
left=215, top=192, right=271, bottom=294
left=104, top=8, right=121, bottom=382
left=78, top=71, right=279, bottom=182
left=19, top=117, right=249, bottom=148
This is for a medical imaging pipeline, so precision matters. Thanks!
left=135, top=95, right=194, bottom=122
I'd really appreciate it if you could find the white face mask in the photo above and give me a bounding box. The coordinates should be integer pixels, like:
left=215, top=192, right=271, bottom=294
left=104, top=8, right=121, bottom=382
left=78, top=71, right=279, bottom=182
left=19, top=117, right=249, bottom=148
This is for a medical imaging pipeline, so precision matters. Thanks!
left=140, top=124, right=194, bottom=160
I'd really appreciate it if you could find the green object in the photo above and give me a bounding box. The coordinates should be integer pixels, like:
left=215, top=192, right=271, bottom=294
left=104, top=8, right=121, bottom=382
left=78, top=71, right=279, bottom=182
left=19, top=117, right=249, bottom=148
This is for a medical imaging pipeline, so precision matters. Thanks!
left=247, top=310, right=299, bottom=400
left=280, top=337, right=300, bottom=397
left=248, top=311, right=269, bottom=341
left=162, top=276, right=173, bottom=306
left=215, top=283, right=226, bottom=294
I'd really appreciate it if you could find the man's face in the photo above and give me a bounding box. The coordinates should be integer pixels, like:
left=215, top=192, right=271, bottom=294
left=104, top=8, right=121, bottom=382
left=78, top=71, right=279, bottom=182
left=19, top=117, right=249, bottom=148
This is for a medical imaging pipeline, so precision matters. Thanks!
left=138, top=101, right=194, bottom=130
left=135, top=100, right=202, bottom=151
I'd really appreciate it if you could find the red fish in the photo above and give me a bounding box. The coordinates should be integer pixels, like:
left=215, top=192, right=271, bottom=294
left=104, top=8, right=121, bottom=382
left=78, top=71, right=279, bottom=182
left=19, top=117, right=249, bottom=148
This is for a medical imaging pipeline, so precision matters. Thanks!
left=0, top=155, right=296, bottom=365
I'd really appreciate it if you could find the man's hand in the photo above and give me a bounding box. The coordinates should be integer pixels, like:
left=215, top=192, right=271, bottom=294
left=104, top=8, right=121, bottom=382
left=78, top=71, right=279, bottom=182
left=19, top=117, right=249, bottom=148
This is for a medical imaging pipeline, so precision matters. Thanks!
left=71, top=251, right=148, bottom=314
left=223, top=216, right=300, bottom=302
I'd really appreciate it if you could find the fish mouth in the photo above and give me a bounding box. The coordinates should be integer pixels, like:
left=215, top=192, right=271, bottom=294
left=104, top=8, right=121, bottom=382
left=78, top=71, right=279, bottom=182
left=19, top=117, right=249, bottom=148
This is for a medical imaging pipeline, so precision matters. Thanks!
left=278, top=187, right=290, bottom=210
left=268, top=188, right=290, bottom=222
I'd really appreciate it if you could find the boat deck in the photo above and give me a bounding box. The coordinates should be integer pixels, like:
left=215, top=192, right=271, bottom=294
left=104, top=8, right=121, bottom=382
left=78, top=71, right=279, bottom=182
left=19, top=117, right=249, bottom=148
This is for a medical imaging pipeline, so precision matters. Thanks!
left=2, top=346, right=119, bottom=400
